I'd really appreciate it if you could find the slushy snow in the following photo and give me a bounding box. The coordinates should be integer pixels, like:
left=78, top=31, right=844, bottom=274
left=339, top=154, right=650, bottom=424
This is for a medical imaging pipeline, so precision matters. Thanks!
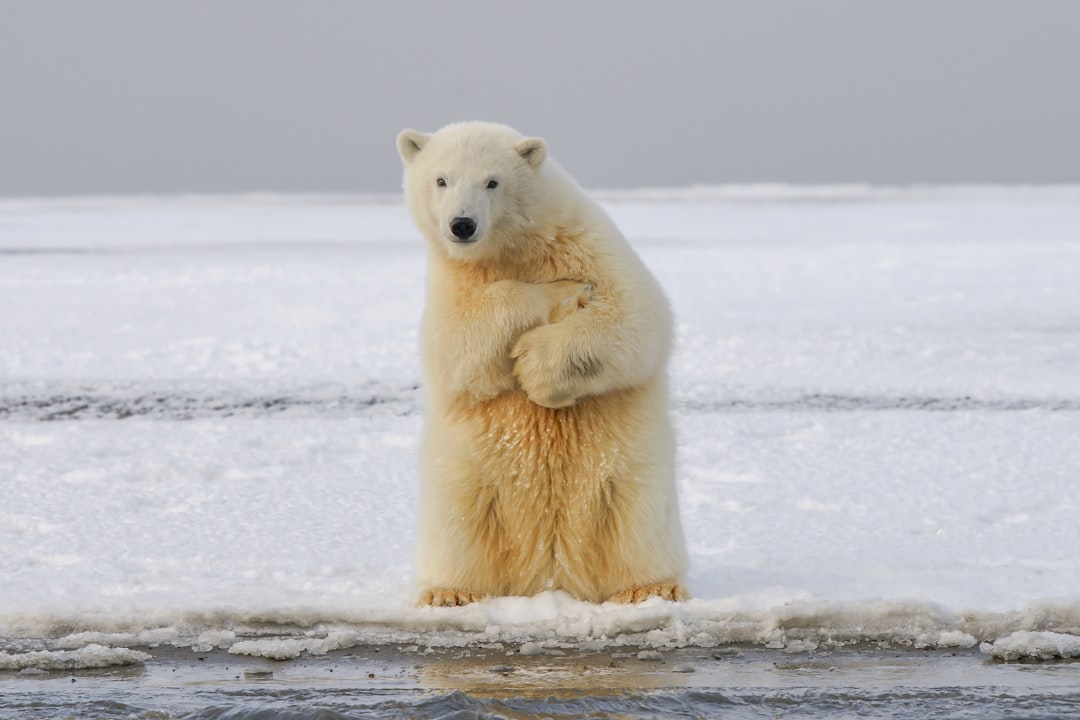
left=1, top=188, right=1079, bottom=667
left=0, top=645, right=151, bottom=671
left=981, top=631, right=1080, bottom=661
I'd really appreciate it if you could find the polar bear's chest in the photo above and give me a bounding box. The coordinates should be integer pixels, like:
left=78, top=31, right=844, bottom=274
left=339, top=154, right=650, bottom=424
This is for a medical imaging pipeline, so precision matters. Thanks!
left=466, top=390, right=629, bottom=483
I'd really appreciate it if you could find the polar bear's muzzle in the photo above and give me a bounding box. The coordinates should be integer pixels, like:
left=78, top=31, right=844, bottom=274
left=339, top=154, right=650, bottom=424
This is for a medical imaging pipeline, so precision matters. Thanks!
left=450, top=216, right=478, bottom=242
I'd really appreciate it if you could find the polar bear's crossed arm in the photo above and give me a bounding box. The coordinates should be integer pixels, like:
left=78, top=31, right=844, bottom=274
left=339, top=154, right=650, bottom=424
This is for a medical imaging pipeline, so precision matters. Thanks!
left=511, top=255, right=673, bottom=409
left=422, top=273, right=592, bottom=403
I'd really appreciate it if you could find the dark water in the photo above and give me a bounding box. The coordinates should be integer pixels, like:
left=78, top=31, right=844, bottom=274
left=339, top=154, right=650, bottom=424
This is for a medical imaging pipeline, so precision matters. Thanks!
left=2, top=646, right=1079, bottom=719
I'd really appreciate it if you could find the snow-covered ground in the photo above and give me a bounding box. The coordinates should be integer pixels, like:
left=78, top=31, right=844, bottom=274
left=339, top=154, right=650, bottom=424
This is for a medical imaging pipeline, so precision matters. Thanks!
left=1, top=188, right=1079, bottom=667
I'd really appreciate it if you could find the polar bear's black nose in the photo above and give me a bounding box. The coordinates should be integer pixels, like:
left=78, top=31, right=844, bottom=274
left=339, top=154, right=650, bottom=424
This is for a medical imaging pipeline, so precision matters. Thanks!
left=450, top=216, right=477, bottom=241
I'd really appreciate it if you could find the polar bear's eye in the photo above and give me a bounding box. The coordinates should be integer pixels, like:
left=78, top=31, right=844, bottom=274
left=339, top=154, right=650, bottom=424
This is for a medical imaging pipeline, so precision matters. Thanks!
left=486, top=179, right=499, bottom=189
left=436, top=177, right=447, bottom=188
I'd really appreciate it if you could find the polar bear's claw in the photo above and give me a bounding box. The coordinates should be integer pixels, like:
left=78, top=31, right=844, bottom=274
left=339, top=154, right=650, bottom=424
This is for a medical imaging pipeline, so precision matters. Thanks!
left=607, top=583, right=688, bottom=604
left=420, top=588, right=485, bottom=607
left=546, top=281, right=593, bottom=323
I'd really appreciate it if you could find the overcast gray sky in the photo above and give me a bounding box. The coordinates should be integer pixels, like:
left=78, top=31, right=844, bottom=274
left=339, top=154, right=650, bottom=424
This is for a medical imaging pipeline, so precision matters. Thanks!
left=2, top=0, right=1079, bottom=196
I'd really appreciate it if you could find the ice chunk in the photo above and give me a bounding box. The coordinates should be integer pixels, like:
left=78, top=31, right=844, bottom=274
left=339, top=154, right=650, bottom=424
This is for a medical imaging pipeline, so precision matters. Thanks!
left=0, top=644, right=150, bottom=671
left=980, top=631, right=1080, bottom=661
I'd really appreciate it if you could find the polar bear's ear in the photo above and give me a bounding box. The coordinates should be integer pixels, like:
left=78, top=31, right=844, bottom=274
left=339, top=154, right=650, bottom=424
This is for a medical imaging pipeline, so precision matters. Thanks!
left=515, top=137, right=547, bottom=168
left=397, top=129, right=430, bottom=164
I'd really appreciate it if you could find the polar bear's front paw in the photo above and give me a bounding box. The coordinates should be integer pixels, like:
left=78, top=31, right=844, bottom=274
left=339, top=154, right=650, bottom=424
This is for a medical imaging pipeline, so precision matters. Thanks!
left=420, top=588, right=485, bottom=607
left=543, top=281, right=593, bottom=323
left=511, top=324, right=598, bottom=408
left=607, top=584, right=688, bottom=604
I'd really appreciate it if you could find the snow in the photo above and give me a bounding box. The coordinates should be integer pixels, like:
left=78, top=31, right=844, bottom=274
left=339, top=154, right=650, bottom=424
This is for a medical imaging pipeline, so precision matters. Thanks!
left=1, top=188, right=1079, bottom=667
left=981, top=631, right=1080, bottom=661
left=0, top=644, right=150, bottom=671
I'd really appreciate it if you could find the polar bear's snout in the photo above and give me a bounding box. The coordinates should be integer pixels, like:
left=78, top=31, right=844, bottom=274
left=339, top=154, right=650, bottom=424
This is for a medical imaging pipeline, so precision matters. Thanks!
left=450, top=216, right=478, bottom=242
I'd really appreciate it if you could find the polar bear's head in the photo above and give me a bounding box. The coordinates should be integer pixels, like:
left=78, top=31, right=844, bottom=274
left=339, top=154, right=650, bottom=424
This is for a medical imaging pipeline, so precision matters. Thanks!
left=397, top=122, right=547, bottom=261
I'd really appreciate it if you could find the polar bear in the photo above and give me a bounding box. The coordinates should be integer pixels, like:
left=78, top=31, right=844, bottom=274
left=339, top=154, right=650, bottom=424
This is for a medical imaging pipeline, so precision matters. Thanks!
left=397, top=121, right=687, bottom=606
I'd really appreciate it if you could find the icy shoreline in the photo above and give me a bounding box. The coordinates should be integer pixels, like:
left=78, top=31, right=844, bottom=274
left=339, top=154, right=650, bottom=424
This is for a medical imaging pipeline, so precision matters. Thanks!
left=4, top=593, right=1080, bottom=662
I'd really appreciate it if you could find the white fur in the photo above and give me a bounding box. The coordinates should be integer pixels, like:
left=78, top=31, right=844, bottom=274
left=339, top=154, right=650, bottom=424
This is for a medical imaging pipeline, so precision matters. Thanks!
left=398, top=121, right=688, bottom=604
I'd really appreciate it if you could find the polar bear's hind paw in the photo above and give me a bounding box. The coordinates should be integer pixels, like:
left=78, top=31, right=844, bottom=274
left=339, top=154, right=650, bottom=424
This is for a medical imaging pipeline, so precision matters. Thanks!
left=607, top=583, right=688, bottom=604
left=420, top=589, right=485, bottom=607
